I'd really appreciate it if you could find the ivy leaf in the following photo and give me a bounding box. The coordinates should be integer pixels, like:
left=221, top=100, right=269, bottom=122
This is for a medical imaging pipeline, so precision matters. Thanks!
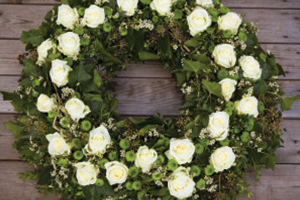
left=22, top=59, right=42, bottom=78
left=5, top=121, right=24, bottom=138
left=138, top=51, right=160, bottom=61
left=192, top=54, right=210, bottom=64
left=280, top=95, right=300, bottom=112
left=68, top=62, right=92, bottom=86
left=84, top=183, right=115, bottom=199
left=174, top=71, right=186, bottom=87
left=158, top=34, right=172, bottom=58
left=95, top=40, right=122, bottom=64
left=253, top=79, right=271, bottom=96
left=184, top=38, right=201, bottom=48
left=265, top=154, right=278, bottom=170
left=128, top=117, right=146, bottom=124
left=93, top=70, right=103, bottom=88
left=20, top=29, right=44, bottom=46
left=202, top=79, right=222, bottom=98
left=37, top=166, right=52, bottom=185
left=1, top=91, right=25, bottom=112
left=183, top=59, right=206, bottom=72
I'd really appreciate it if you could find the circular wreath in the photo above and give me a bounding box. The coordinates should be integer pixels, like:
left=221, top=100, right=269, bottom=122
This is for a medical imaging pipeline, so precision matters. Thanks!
left=2, top=0, right=299, bottom=199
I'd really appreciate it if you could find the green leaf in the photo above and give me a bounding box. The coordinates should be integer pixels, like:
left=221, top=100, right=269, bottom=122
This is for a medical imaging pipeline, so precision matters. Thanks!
left=158, top=35, right=172, bottom=58
left=192, top=54, right=210, bottom=64
left=68, top=62, right=92, bottom=86
left=93, top=70, right=103, bottom=88
left=280, top=95, right=300, bottom=112
left=22, top=59, right=42, bottom=78
left=5, top=121, right=24, bottom=138
left=183, top=59, right=206, bottom=72
left=202, top=79, right=222, bottom=98
left=175, top=71, right=186, bottom=87
left=184, top=38, right=201, bottom=48
left=149, top=188, right=170, bottom=196
left=138, top=51, right=160, bottom=61
left=253, top=79, right=271, bottom=96
left=128, top=117, right=146, bottom=124
left=84, top=183, right=115, bottom=199
left=37, top=166, right=52, bottom=185
left=1, top=91, right=25, bottom=112
left=265, top=154, right=278, bottom=170
left=20, top=29, right=44, bottom=46
left=95, top=40, right=122, bottom=64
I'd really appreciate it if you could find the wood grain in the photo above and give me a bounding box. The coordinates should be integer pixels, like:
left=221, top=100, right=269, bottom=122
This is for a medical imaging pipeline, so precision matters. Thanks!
left=0, top=5, right=299, bottom=43
left=1, top=0, right=300, bottom=9
left=1, top=76, right=300, bottom=118
left=1, top=161, right=300, bottom=200
left=0, top=161, right=58, bottom=200
left=1, top=114, right=299, bottom=163
left=1, top=40, right=299, bottom=80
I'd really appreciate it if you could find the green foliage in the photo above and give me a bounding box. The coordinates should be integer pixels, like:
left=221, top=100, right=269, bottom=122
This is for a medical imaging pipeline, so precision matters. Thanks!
left=5, top=121, right=24, bottom=138
left=280, top=95, right=300, bottom=111
left=138, top=51, right=160, bottom=60
left=84, top=183, right=115, bottom=199
left=183, top=59, right=206, bottom=72
left=202, top=79, right=222, bottom=98
left=20, top=29, right=44, bottom=46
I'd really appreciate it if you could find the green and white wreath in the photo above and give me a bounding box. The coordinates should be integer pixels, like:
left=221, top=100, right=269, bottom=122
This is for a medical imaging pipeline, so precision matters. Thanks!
left=2, top=0, right=300, bottom=199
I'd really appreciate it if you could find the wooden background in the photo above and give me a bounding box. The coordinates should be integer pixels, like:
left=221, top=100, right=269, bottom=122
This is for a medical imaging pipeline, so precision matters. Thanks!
left=0, top=0, right=300, bottom=199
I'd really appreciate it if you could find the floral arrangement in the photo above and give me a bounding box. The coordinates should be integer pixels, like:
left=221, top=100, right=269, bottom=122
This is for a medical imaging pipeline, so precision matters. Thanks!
left=2, top=0, right=300, bottom=199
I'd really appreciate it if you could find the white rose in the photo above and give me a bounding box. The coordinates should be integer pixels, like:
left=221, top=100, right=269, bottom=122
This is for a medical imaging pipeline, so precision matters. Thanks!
left=74, top=162, right=99, bottom=186
left=239, top=56, right=262, bottom=80
left=37, top=94, right=56, bottom=113
left=196, top=0, right=214, bottom=8
left=56, top=4, right=79, bottom=30
left=219, top=78, right=237, bottom=101
left=37, top=39, right=54, bottom=63
left=208, top=111, right=230, bottom=141
left=212, top=44, right=237, bottom=68
left=117, top=0, right=139, bottom=16
left=165, top=139, right=195, bottom=165
left=85, top=125, right=111, bottom=155
left=150, top=0, right=173, bottom=16
left=135, top=146, right=158, bottom=173
left=210, top=146, right=235, bottom=172
left=218, top=12, right=242, bottom=35
left=46, top=132, right=71, bottom=156
left=65, top=98, right=91, bottom=122
left=187, top=7, right=212, bottom=36
left=105, top=161, right=128, bottom=185
left=58, top=32, right=80, bottom=57
left=168, top=167, right=195, bottom=199
left=235, top=96, right=259, bottom=117
left=82, top=5, right=105, bottom=28
left=50, top=59, right=72, bottom=87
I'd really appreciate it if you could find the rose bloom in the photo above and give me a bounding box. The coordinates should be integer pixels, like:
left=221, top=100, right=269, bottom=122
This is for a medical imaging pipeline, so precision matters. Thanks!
left=212, top=44, right=237, bottom=68
left=187, top=7, right=212, bottom=36
left=165, top=138, right=195, bottom=165
left=210, top=146, right=235, bottom=172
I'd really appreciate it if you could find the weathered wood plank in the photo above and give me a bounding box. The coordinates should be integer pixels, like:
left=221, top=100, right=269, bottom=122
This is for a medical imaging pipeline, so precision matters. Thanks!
left=0, top=5, right=299, bottom=43
left=0, top=161, right=299, bottom=200
left=0, top=0, right=300, bottom=9
left=1, top=76, right=300, bottom=118
left=1, top=114, right=299, bottom=163
left=0, top=161, right=58, bottom=200
left=1, top=40, right=299, bottom=80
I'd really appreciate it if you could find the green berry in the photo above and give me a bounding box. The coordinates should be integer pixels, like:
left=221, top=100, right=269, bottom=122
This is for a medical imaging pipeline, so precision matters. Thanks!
left=241, top=131, right=250, bottom=143
left=152, top=172, right=162, bottom=180
left=191, top=165, right=201, bottom=177
left=223, top=30, right=232, bottom=38
left=75, top=27, right=84, bottom=35
left=73, top=151, right=84, bottom=160
left=195, top=144, right=204, bottom=155
left=218, top=69, right=229, bottom=80
left=71, top=138, right=81, bottom=148
left=32, top=80, right=40, bottom=88
left=167, top=159, right=178, bottom=171
left=220, top=138, right=230, bottom=146
left=60, top=117, right=70, bottom=128
left=81, top=120, right=92, bottom=131
left=125, top=151, right=136, bottom=162
left=233, top=127, right=241, bottom=134
left=204, top=165, right=215, bottom=176
left=95, top=179, right=104, bottom=187
left=156, top=155, right=165, bottom=165
left=119, top=29, right=128, bottom=36
left=132, top=181, right=142, bottom=190
left=100, top=158, right=109, bottom=169
left=238, top=32, right=248, bottom=42
left=128, top=166, right=139, bottom=178
left=125, top=182, right=133, bottom=190
left=137, top=192, right=144, bottom=200
left=245, top=118, right=254, bottom=131
left=225, top=101, right=235, bottom=110
left=103, top=22, right=112, bottom=32
left=104, top=6, right=112, bottom=16
left=80, top=37, right=90, bottom=46
left=108, top=151, right=118, bottom=160
left=224, top=108, right=233, bottom=116
left=196, top=179, right=206, bottom=189
left=152, top=15, right=159, bottom=23
left=48, top=110, right=56, bottom=119
left=32, top=90, right=39, bottom=97
left=58, top=158, right=68, bottom=167
left=220, top=6, right=230, bottom=14
left=174, top=9, right=183, bottom=19
left=119, top=139, right=130, bottom=149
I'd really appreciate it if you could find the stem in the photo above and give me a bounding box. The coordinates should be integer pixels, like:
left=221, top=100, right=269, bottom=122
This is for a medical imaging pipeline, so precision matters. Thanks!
left=219, top=173, right=222, bottom=192
left=52, top=83, right=62, bottom=133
